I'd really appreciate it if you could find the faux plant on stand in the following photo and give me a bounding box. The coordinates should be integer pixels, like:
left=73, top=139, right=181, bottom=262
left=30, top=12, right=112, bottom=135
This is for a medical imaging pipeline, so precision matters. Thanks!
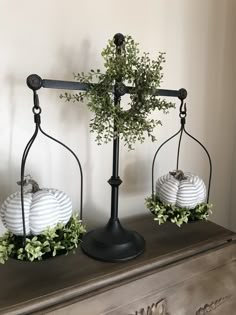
left=61, top=34, right=213, bottom=229
left=60, top=34, right=177, bottom=262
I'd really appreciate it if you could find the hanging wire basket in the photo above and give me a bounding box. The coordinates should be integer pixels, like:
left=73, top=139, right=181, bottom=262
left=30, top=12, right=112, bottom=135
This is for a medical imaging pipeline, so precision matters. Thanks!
left=0, top=84, right=85, bottom=263
left=146, top=96, right=213, bottom=227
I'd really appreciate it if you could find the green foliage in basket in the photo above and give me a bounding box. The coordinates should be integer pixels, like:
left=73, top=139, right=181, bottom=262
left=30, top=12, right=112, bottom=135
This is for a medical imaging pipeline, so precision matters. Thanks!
left=0, top=215, right=86, bottom=264
left=60, top=35, right=174, bottom=150
left=145, top=195, right=213, bottom=227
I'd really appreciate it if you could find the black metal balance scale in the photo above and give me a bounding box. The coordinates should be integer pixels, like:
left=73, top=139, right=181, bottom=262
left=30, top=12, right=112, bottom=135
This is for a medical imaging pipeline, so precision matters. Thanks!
left=26, top=33, right=187, bottom=262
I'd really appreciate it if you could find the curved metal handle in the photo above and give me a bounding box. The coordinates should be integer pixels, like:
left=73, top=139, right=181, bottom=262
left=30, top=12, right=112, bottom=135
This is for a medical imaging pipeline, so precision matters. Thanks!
left=20, top=91, right=83, bottom=245
left=151, top=100, right=212, bottom=203
left=151, top=128, right=182, bottom=197
left=38, top=124, right=83, bottom=218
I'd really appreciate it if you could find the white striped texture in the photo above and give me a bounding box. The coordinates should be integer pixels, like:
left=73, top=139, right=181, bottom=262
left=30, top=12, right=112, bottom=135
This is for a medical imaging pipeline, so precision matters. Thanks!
left=0, top=189, right=72, bottom=235
left=156, top=172, right=206, bottom=209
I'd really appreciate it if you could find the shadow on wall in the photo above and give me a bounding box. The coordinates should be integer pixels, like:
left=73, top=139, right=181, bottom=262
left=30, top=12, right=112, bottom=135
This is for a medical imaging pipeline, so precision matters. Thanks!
left=0, top=167, right=10, bottom=235
left=229, top=4, right=236, bottom=231
left=121, top=157, right=150, bottom=195
left=47, top=38, right=106, bottom=227
left=0, top=74, right=21, bottom=200
left=203, top=2, right=235, bottom=228
left=182, top=1, right=235, bottom=228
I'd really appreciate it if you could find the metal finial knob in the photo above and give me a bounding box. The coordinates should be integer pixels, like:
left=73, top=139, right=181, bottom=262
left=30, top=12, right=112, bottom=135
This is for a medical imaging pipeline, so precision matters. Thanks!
left=26, top=74, right=43, bottom=91
left=113, top=33, right=125, bottom=47
left=178, top=88, right=188, bottom=100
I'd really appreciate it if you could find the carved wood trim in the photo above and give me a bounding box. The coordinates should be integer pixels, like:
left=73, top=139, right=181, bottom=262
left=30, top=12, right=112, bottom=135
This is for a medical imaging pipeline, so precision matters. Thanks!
left=134, top=299, right=169, bottom=315
left=196, top=296, right=231, bottom=314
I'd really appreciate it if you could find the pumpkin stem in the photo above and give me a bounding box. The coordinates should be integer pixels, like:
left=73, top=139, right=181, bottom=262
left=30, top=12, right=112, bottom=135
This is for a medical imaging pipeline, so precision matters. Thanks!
left=169, top=170, right=187, bottom=181
left=17, top=176, right=40, bottom=193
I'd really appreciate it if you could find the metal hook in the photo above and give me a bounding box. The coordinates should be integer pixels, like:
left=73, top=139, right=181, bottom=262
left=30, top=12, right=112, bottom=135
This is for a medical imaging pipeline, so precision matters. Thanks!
left=179, top=100, right=187, bottom=127
left=179, top=100, right=187, bottom=116
left=33, top=90, right=39, bottom=109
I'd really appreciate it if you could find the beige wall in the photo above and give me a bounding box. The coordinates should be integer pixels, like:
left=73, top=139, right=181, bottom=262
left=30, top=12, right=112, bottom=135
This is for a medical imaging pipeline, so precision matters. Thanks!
left=0, top=0, right=235, bottom=234
left=228, top=1, right=236, bottom=231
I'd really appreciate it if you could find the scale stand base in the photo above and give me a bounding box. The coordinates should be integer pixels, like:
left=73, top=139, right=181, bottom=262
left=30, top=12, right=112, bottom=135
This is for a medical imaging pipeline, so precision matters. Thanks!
left=81, top=218, right=145, bottom=262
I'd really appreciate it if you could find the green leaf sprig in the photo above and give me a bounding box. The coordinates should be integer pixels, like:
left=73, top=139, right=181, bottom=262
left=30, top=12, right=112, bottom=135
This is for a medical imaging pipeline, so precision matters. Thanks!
left=60, top=35, right=175, bottom=150
left=146, top=195, right=213, bottom=227
left=0, top=215, right=86, bottom=264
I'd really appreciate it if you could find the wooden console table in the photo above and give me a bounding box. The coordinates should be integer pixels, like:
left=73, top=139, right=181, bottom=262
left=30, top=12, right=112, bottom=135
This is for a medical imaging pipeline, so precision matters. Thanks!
left=0, top=214, right=236, bottom=315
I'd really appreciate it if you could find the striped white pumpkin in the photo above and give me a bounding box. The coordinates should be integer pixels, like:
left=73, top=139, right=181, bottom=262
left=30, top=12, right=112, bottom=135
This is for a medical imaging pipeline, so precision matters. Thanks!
left=0, top=187, right=72, bottom=236
left=156, top=171, right=206, bottom=209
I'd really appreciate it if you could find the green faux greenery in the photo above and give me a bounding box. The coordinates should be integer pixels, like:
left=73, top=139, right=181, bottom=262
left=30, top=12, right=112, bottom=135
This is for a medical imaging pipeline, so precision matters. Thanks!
left=145, top=195, right=213, bottom=227
left=0, top=215, right=86, bottom=264
left=60, top=35, right=175, bottom=150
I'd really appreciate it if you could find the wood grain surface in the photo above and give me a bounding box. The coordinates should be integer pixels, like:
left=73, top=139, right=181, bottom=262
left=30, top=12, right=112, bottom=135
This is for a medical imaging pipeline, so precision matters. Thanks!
left=0, top=214, right=235, bottom=315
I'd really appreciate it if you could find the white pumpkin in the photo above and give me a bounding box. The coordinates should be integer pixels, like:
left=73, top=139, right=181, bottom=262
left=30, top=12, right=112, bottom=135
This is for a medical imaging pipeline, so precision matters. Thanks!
left=0, top=178, right=72, bottom=236
left=156, top=170, right=206, bottom=209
